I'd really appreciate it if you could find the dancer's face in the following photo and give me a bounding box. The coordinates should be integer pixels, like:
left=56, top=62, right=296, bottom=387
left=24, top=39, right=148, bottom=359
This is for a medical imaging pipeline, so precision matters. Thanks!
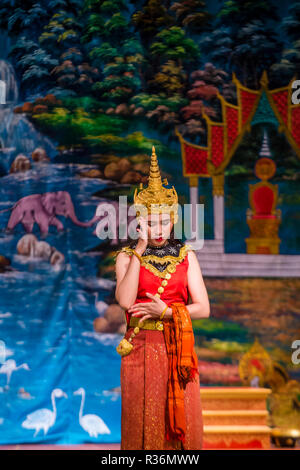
left=147, top=213, right=174, bottom=247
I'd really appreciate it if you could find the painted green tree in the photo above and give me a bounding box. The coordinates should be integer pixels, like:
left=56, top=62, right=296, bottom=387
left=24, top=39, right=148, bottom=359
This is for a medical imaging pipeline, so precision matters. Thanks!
left=39, top=3, right=97, bottom=96
left=82, top=0, right=144, bottom=111
left=201, top=0, right=282, bottom=88
left=130, top=0, right=208, bottom=132
left=0, top=0, right=56, bottom=95
left=271, top=1, right=300, bottom=83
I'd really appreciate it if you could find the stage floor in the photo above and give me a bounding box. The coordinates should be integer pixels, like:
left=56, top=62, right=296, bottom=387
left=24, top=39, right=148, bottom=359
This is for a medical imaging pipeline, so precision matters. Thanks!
left=0, top=443, right=299, bottom=450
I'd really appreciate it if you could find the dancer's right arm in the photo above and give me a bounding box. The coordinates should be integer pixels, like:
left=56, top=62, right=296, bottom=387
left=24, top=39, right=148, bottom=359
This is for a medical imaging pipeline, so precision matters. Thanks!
left=115, top=217, right=148, bottom=310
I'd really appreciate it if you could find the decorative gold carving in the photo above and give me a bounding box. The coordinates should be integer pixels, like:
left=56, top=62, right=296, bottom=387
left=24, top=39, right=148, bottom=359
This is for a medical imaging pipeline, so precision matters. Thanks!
left=155, top=320, right=164, bottom=331
left=247, top=218, right=281, bottom=238
left=116, top=338, right=133, bottom=357
left=212, top=173, right=224, bottom=196
left=117, top=244, right=191, bottom=279
left=239, top=338, right=274, bottom=387
left=260, top=70, right=269, bottom=87
left=245, top=158, right=281, bottom=254
left=129, top=317, right=165, bottom=330
left=245, top=238, right=281, bottom=255
left=189, top=175, right=199, bottom=187
left=255, top=158, right=276, bottom=181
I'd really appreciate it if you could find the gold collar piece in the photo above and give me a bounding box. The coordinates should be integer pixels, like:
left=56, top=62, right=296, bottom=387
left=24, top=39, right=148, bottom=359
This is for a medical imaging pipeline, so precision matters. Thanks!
left=117, top=244, right=191, bottom=278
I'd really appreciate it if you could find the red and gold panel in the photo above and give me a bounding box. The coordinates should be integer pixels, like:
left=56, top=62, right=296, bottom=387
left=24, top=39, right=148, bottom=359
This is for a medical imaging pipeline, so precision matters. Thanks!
left=177, top=72, right=300, bottom=177
left=270, top=89, right=289, bottom=126
left=225, top=105, right=239, bottom=152
left=183, top=142, right=209, bottom=175
left=291, top=106, right=300, bottom=148
left=211, top=124, right=224, bottom=169
left=240, top=89, right=258, bottom=126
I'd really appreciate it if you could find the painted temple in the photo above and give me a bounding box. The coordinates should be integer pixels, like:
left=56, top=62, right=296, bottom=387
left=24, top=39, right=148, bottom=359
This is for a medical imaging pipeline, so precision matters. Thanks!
left=176, top=72, right=300, bottom=277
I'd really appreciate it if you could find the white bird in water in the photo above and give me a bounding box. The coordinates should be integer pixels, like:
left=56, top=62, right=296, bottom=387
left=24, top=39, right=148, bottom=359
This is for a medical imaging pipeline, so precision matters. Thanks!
left=0, top=359, right=30, bottom=389
left=22, top=388, right=67, bottom=437
left=73, top=387, right=111, bottom=437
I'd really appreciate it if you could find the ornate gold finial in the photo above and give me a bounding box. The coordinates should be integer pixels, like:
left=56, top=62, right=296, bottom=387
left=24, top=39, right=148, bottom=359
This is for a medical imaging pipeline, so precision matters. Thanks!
left=260, top=70, right=268, bottom=87
left=133, top=145, right=178, bottom=222
left=212, top=173, right=224, bottom=196
left=148, top=145, right=162, bottom=191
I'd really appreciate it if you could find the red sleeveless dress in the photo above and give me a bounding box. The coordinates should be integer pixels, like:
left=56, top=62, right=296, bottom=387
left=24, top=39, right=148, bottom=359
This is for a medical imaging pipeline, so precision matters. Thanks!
left=120, top=247, right=204, bottom=450
left=124, top=253, right=189, bottom=328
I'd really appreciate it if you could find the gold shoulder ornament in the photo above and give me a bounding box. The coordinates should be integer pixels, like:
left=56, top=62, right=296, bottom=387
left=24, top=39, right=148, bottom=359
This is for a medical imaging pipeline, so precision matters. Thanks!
left=114, top=243, right=192, bottom=279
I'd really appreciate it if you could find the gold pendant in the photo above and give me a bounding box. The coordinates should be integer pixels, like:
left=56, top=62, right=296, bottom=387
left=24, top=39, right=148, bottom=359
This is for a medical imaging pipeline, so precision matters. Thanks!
left=155, top=320, right=164, bottom=331
left=167, top=264, right=176, bottom=273
left=116, top=338, right=133, bottom=357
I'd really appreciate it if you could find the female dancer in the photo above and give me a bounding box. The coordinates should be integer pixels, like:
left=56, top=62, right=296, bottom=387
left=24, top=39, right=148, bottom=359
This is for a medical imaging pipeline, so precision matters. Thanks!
left=114, top=147, right=210, bottom=450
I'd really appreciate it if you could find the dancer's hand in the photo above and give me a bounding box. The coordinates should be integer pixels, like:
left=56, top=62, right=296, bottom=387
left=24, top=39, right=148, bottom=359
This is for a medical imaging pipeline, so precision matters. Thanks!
left=128, top=293, right=170, bottom=323
left=135, top=216, right=148, bottom=255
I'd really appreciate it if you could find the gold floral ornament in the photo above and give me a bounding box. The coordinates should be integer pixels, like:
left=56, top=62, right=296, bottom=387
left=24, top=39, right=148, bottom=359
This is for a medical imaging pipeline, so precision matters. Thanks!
left=133, top=145, right=179, bottom=224
left=116, top=324, right=144, bottom=357
left=117, top=244, right=191, bottom=279
left=116, top=337, right=133, bottom=357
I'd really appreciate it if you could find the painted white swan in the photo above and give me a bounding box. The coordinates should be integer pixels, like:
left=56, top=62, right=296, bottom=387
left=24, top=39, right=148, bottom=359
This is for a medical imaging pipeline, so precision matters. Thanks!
left=73, top=387, right=111, bottom=437
left=22, top=388, right=67, bottom=437
left=0, top=359, right=30, bottom=388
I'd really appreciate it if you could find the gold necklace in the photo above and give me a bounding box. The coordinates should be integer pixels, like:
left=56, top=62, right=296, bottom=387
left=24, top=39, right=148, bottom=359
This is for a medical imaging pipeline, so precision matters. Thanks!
left=115, top=244, right=191, bottom=279
left=141, top=245, right=190, bottom=278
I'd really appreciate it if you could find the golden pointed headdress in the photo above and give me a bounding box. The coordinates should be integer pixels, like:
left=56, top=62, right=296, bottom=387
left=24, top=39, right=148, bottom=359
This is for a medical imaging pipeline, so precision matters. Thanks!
left=133, top=145, right=178, bottom=222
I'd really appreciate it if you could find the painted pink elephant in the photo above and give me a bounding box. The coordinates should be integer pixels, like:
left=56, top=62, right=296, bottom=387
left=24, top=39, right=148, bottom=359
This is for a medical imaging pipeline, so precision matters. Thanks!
left=5, top=191, right=100, bottom=236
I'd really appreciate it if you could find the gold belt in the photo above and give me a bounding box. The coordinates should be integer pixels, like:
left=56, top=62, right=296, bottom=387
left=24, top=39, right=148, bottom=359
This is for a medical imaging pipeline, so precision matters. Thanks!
left=129, top=316, right=164, bottom=331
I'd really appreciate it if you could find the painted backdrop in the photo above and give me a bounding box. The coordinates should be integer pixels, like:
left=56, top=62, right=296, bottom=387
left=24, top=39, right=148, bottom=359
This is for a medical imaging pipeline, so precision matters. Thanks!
left=0, top=0, right=300, bottom=444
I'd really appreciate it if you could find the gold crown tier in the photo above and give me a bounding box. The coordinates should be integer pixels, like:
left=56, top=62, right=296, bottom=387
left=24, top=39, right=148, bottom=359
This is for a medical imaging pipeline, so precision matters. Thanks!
left=133, top=145, right=178, bottom=219
left=200, top=387, right=272, bottom=449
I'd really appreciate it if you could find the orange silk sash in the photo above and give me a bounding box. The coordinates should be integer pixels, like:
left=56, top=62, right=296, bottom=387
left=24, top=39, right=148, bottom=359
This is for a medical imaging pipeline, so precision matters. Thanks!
left=163, top=303, right=199, bottom=444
